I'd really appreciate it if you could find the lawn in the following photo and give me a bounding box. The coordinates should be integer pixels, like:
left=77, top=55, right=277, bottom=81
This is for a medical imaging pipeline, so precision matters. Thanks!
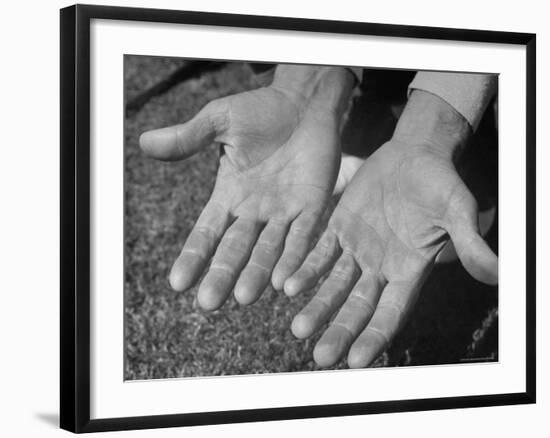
left=124, top=55, right=498, bottom=380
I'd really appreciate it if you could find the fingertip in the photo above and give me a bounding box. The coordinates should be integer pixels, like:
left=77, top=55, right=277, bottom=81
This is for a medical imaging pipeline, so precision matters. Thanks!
left=235, top=267, right=270, bottom=305
left=197, top=275, right=227, bottom=311
left=451, top=220, right=499, bottom=286
left=233, top=284, right=256, bottom=306
left=313, top=341, right=340, bottom=368
left=283, top=277, right=301, bottom=297
left=273, top=259, right=304, bottom=292
left=272, top=251, right=307, bottom=291
left=481, top=249, right=499, bottom=285
left=348, top=334, right=382, bottom=368
left=138, top=127, right=185, bottom=161
left=270, top=270, right=286, bottom=292
left=196, top=286, right=223, bottom=312
left=169, top=254, right=205, bottom=292
left=138, top=130, right=155, bottom=155
left=291, top=314, right=314, bottom=339
left=459, top=236, right=499, bottom=285
left=474, top=260, right=498, bottom=285
left=168, top=265, right=190, bottom=292
left=487, top=271, right=498, bottom=286
left=347, top=346, right=372, bottom=369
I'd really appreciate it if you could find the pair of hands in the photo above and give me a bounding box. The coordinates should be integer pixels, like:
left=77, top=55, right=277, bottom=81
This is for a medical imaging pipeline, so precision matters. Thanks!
left=140, top=65, right=498, bottom=368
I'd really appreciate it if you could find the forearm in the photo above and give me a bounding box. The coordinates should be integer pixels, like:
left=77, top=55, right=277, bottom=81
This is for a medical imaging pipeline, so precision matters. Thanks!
left=271, top=64, right=356, bottom=118
left=391, top=89, right=472, bottom=161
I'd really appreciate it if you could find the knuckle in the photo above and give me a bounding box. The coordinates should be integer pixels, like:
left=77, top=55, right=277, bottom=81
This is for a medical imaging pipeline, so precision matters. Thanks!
left=348, top=293, right=376, bottom=313
left=330, top=321, right=356, bottom=339
left=203, top=100, right=230, bottom=131
left=364, top=326, right=391, bottom=346
left=330, top=260, right=356, bottom=280
left=219, top=237, right=249, bottom=254
left=289, top=223, right=313, bottom=239
left=268, top=217, right=289, bottom=228
left=194, top=226, right=217, bottom=241
left=315, top=233, right=337, bottom=256
left=280, top=251, right=303, bottom=266
left=254, top=240, right=279, bottom=255
left=208, top=263, right=235, bottom=277
left=246, top=261, right=271, bottom=274
left=180, top=248, right=206, bottom=260
left=298, top=264, right=319, bottom=280
left=311, top=296, right=331, bottom=312
left=377, top=299, right=405, bottom=316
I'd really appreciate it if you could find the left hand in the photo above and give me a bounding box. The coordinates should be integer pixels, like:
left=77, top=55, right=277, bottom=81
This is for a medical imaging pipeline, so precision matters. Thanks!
left=284, top=90, right=498, bottom=368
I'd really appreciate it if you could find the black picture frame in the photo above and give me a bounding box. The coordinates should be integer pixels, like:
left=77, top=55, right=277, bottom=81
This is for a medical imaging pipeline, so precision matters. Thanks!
left=60, top=3, right=536, bottom=433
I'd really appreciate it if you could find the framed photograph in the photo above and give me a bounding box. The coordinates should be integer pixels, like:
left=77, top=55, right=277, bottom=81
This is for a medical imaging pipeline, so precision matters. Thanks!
left=60, top=4, right=536, bottom=433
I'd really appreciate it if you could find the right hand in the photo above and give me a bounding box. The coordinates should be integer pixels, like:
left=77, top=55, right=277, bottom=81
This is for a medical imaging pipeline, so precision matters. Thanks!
left=140, top=65, right=355, bottom=310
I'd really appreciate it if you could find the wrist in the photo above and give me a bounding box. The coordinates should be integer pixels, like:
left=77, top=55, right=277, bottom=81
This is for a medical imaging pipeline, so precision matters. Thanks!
left=271, top=65, right=355, bottom=117
left=391, top=89, right=472, bottom=161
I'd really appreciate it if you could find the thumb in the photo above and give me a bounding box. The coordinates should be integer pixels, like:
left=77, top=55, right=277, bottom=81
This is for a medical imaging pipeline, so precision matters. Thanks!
left=139, top=101, right=226, bottom=161
left=447, top=191, right=498, bottom=285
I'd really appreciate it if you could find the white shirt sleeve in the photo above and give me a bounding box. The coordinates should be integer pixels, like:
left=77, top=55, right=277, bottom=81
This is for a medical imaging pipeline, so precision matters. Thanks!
left=408, top=71, right=498, bottom=131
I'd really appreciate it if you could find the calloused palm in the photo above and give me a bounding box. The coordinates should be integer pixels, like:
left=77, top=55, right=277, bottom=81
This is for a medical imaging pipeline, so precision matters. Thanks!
left=284, top=140, right=498, bottom=368
left=140, top=84, right=344, bottom=310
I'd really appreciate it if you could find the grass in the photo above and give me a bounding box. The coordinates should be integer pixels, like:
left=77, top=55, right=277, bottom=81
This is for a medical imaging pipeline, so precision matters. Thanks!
left=124, top=56, right=498, bottom=380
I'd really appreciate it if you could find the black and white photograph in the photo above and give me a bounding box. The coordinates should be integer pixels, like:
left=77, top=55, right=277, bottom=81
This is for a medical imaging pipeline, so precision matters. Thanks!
left=57, top=4, right=536, bottom=433
left=124, top=57, right=500, bottom=380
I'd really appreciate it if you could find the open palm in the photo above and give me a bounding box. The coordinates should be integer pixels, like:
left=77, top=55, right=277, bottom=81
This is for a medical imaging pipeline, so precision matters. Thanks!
left=285, top=140, right=498, bottom=368
left=140, top=81, right=345, bottom=310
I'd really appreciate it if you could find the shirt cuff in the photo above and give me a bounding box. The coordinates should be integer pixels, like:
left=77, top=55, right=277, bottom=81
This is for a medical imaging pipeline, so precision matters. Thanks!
left=408, top=71, right=497, bottom=131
